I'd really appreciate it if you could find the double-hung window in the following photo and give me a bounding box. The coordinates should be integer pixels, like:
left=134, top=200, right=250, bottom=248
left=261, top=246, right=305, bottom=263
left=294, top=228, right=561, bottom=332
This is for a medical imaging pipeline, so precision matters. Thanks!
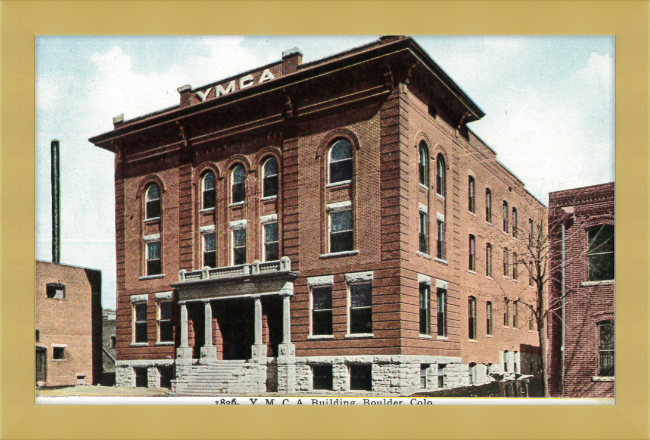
left=202, top=172, right=216, bottom=209
left=504, top=298, right=510, bottom=326
left=349, top=283, right=372, bottom=334
left=264, top=222, right=279, bottom=261
left=312, top=286, right=333, bottom=336
left=512, top=252, right=518, bottom=280
left=145, top=238, right=161, bottom=276
left=419, top=208, right=428, bottom=254
left=486, top=188, right=492, bottom=223
left=231, top=164, right=246, bottom=204
left=469, top=234, right=476, bottom=271
left=134, top=301, right=148, bottom=343
left=158, top=300, right=173, bottom=343
left=437, top=287, right=447, bottom=337
left=436, top=155, right=446, bottom=197
left=598, top=320, right=614, bottom=376
left=503, top=247, right=509, bottom=277
left=486, top=301, right=493, bottom=335
left=587, top=224, right=615, bottom=281
left=419, top=283, right=430, bottom=335
left=512, top=208, right=518, bottom=237
left=329, top=203, right=353, bottom=253
left=486, top=244, right=493, bottom=277
left=468, top=297, right=477, bottom=340
left=437, top=218, right=446, bottom=260
left=513, top=301, right=519, bottom=328
left=232, top=228, right=246, bottom=265
left=203, top=231, right=216, bottom=268
left=503, top=201, right=509, bottom=233
left=262, top=157, right=279, bottom=198
left=468, top=176, right=476, bottom=213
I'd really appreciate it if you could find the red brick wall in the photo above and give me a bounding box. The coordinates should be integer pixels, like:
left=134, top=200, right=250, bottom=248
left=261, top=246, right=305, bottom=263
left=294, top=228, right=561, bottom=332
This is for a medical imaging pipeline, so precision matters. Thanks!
left=35, top=261, right=101, bottom=386
left=548, top=183, right=615, bottom=397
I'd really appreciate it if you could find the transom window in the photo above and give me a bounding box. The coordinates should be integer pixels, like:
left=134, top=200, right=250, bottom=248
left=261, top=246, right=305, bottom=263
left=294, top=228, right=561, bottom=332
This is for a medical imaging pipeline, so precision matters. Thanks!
left=158, top=301, right=173, bottom=343
left=328, top=139, right=353, bottom=184
left=312, top=286, right=333, bottom=336
left=598, top=320, right=614, bottom=377
left=419, top=141, right=429, bottom=187
left=203, top=232, right=216, bottom=268
left=468, top=176, right=476, bottom=213
left=587, top=224, right=614, bottom=281
left=436, top=154, right=446, bottom=197
left=202, top=171, right=216, bottom=209
left=146, top=241, right=161, bottom=276
left=145, top=183, right=161, bottom=220
left=330, top=209, right=353, bottom=253
left=134, top=302, right=147, bottom=343
left=231, top=164, right=246, bottom=204
left=262, top=157, right=279, bottom=198
left=349, top=283, right=372, bottom=334
left=264, top=223, right=279, bottom=262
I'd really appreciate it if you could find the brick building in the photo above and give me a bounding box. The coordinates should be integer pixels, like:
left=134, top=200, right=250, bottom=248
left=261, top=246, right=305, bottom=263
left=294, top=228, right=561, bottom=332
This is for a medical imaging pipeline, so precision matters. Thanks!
left=89, top=36, right=544, bottom=395
left=35, top=260, right=102, bottom=387
left=548, top=183, right=615, bottom=398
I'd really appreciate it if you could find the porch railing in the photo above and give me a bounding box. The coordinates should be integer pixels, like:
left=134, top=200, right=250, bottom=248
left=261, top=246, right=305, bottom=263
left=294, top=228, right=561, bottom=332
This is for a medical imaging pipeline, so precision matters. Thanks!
left=178, top=257, right=291, bottom=282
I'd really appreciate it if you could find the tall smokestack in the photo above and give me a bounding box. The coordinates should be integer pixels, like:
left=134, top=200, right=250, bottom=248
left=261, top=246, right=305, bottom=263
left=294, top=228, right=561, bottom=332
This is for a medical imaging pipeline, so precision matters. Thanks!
left=51, top=139, right=61, bottom=264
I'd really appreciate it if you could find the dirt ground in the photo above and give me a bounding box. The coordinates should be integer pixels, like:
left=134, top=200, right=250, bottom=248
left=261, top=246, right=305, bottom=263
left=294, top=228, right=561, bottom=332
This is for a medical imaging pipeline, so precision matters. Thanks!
left=35, top=385, right=170, bottom=397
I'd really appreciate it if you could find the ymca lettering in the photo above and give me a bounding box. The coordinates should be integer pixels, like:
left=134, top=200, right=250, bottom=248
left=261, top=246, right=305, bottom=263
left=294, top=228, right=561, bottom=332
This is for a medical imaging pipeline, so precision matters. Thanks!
left=195, top=68, right=275, bottom=102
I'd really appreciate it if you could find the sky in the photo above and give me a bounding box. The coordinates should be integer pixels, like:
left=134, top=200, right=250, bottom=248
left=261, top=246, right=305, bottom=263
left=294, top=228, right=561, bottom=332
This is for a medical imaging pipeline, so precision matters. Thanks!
left=35, top=35, right=615, bottom=309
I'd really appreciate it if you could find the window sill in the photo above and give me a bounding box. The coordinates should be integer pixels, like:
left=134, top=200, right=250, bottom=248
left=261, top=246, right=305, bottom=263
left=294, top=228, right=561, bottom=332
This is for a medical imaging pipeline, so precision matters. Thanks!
left=486, top=276, right=493, bottom=280
left=144, top=217, right=160, bottom=223
left=344, top=333, right=374, bottom=339
left=139, top=274, right=165, bottom=280
left=436, top=194, right=445, bottom=201
left=486, top=334, right=493, bottom=338
left=155, top=342, right=175, bottom=346
left=308, top=335, right=335, bottom=340
left=503, top=276, right=510, bottom=280
left=468, top=270, right=476, bottom=275
left=51, top=359, right=67, bottom=362
left=513, top=279, right=519, bottom=283
left=320, top=250, right=359, bottom=259
left=419, top=334, right=433, bottom=339
left=592, top=376, right=615, bottom=382
left=434, top=258, right=448, bottom=266
left=468, top=339, right=478, bottom=343
left=581, top=280, right=615, bottom=287
left=326, top=180, right=351, bottom=188
left=419, top=183, right=429, bottom=191
left=130, top=343, right=149, bottom=347
left=261, top=195, right=277, bottom=201
left=502, top=230, right=509, bottom=235
left=468, top=211, right=476, bottom=216
left=229, top=201, right=245, bottom=207
left=416, top=251, right=432, bottom=260
left=436, top=336, right=448, bottom=341
left=486, top=221, right=492, bottom=226
left=200, top=208, right=215, bottom=213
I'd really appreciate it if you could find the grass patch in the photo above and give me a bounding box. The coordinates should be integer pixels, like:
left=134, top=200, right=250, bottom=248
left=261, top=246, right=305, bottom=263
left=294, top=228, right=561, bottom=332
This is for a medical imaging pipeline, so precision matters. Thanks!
left=36, top=385, right=170, bottom=397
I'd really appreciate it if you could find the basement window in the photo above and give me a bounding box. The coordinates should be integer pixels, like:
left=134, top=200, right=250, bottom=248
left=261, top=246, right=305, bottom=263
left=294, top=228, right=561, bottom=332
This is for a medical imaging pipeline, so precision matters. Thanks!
left=46, top=283, right=65, bottom=300
left=349, top=364, right=372, bottom=391
left=312, top=365, right=333, bottom=390
left=134, top=367, right=148, bottom=388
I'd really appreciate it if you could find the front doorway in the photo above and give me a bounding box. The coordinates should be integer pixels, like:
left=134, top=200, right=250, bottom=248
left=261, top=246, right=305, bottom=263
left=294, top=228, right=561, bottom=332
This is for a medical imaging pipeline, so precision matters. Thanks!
left=214, top=298, right=254, bottom=360
left=35, top=347, right=47, bottom=385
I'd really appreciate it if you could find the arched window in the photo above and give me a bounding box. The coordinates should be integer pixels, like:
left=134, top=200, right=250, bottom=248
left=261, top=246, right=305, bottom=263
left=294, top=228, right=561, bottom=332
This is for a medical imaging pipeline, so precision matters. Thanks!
left=468, top=176, right=476, bottom=213
left=418, top=141, right=429, bottom=187
left=231, top=164, right=246, bottom=204
left=262, top=157, right=279, bottom=198
left=202, top=171, right=216, bottom=209
left=328, top=139, right=353, bottom=184
left=145, top=183, right=161, bottom=220
left=468, top=297, right=477, bottom=340
left=436, top=154, right=446, bottom=197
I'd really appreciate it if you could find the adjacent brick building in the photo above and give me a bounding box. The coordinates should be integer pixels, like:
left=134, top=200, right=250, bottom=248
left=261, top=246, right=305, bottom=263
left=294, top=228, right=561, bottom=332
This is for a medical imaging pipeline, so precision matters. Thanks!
left=35, top=260, right=102, bottom=387
left=548, top=183, right=615, bottom=398
left=89, top=36, right=545, bottom=395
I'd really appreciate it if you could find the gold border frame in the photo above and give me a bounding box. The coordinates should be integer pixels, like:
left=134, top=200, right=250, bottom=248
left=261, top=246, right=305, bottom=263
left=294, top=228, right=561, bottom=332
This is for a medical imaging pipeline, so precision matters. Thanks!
left=2, top=1, right=648, bottom=439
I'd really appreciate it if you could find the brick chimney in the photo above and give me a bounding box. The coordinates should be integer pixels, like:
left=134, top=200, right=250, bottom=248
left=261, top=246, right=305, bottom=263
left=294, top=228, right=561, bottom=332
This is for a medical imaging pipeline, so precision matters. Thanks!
left=177, top=85, right=192, bottom=108
left=282, top=47, right=303, bottom=76
left=112, top=114, right=124, bottom=129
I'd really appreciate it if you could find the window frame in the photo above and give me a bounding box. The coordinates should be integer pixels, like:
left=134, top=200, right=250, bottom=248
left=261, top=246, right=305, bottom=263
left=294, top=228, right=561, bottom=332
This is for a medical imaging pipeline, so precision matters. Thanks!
left=485, top=188, right=492, bottom=223
left=133, top=301, right=148, bottom=344
left=419, top=209, right=428, bottom=254
left=587, top=224, right=615, bottom=282
left=486, top=301, right=493, bottom=335
left=513, top=252, right=518, bottom=280
left=328, top=207, right=354, bottom=254
left=512, top=207, right=518, bottom=238
left=503, top=247, right=509, bottom=277
left=503, top=200, right=509, bottom=233
left=486, top=243, right=493, bottom=277
left=436, top=154, right=446, bottom=197
left=328, top=139, right=353, bottom=185
left=418, top=141, right=429, bottom=187
left=46, top=283, right=66, bottom=300
left=438, top=364, right=446, bottom=388
left=202, top=231, right=217, bottom=268
left=231, top=227, right=247, bottom=266
left=312, top=364, right=334, bottom=390
left=513, top=300, right=519, bottom=328
left=145, top=239, right=162, bottom=276
left=53, top=346, right=65, bottom=360
left=263, top=222, right=279, bottom=262
left=419, top=282, right=430, bottom=335
left=504, top=298, right=510, bottom=327
left=436, top=287, right=447, bottom=337
left=597, top=320, right=615, bottom=377
left=436, top=218, right=446, bottom=260
left=469, top=234, right=476, bottom=271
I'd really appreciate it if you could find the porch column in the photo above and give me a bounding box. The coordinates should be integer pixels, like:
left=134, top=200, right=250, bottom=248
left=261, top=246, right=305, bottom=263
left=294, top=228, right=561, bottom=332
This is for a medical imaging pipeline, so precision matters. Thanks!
left=251, top=295, right=266, bottom=361
left=282, top=294, right=291, bottom=344
left=201, top=301, right=217, bottom=360
left=176, top=302, right=192, bottom=361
